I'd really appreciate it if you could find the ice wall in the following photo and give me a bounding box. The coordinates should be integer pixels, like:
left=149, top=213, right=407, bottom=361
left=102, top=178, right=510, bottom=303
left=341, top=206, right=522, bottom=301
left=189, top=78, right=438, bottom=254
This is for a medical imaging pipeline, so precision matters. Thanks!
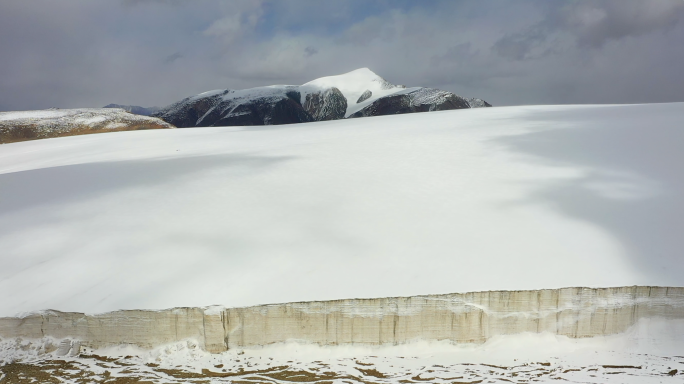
left=1, top=286, right=682, bottom=353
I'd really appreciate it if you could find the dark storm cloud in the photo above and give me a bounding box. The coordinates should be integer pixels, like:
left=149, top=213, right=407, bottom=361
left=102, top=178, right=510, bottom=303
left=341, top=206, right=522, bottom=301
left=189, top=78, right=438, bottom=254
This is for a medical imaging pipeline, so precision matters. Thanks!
left=492, top=0, right=684, bottom=60
left=554, top=0, right=684, bottom=48
left=491, top=27, right=549, bottom=61
left=304, top=46, right=318, bottom=57
left=164, top=52, right=184, bottom=64
left=0, top=0, right=683, bottom=111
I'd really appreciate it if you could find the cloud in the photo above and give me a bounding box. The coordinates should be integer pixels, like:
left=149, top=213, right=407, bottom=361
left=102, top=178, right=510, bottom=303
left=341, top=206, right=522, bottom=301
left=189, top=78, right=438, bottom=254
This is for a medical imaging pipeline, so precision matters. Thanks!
left=492, top=26, right=549, bottom=61
left=0, top=0, right=683, bottom=111
left=492, top=0, right=684, bottom=59
left=203, top=0, right=263, bottom=44
left=556, top=0, right=684, bottom=48
left=304, top=46, right=318, bottom=57
left=434, top=43, right=476, bottom=63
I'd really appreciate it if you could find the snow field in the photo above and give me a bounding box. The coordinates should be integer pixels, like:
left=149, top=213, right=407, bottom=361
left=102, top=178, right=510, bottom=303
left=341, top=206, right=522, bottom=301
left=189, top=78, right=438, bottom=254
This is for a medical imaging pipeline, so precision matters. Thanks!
left=0, top=104, right=683, bottom=316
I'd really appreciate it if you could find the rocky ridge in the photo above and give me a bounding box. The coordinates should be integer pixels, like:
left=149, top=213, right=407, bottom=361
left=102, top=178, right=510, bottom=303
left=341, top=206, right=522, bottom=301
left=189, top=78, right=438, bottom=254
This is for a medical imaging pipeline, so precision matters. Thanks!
left=349, top=87, right=471, bottom=118
left=154, top=87, right=316, bottom=128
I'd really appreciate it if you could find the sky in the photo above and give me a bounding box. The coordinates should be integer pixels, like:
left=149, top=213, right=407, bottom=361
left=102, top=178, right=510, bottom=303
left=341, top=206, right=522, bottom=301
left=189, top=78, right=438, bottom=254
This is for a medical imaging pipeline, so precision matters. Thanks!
left=1, top=0, right=683, bottom=111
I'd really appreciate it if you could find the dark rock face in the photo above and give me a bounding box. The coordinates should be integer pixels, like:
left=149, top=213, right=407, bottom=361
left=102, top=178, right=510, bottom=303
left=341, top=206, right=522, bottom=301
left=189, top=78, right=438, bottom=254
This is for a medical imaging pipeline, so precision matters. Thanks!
left=153, top=88, right=314, bottom=128
left=303, top=87, right=347, bottom=121
left=153, top=91, right=229, bottom=128
left=103, top=104, right=160, bottom=116
left=211, top=96, right=313, bottom=126
left=356, top=90, right=372, bottom=103
left=349, top=88, right=471, bottom=118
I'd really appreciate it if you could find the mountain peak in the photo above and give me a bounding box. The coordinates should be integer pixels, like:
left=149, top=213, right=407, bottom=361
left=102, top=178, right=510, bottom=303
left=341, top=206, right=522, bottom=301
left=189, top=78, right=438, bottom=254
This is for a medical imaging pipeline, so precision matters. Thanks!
left=302, top=68, right=401, bottom=115
left=340, top=67, right=380, bottom=77
left=304, top=68, right=390, bottom=88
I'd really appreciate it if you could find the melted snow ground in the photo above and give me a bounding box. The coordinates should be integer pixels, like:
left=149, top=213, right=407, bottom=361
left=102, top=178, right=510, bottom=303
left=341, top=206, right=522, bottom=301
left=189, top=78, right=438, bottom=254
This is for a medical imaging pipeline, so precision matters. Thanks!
left=2, top=319, right=683, bottom=383
left=0, top=104, right=683, bottom=316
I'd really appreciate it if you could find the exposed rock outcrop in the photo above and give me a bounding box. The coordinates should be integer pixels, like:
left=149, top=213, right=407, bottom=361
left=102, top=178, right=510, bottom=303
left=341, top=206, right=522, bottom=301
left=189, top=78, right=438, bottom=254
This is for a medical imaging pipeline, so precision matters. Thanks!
left=467, top=98, right=492, bottom=108
left=1, top=286, right=682, bottom=354
left=349, top=88, right=471, bottom=118
left=356, top=90, right=372, bottom=103
left=0, top=108, right=174, bottom=144
left=303, top=87, right=347, bottom=121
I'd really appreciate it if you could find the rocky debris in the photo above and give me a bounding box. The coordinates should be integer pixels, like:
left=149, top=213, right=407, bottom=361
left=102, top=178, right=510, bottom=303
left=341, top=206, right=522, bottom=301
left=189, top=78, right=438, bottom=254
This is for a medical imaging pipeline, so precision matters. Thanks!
left=349, top=88, right=471, bottom=118
left=467, top=98, right=492, bottom=108
left=303, top=87, right=347, bottom=121
left=103, top=104, right=160, bottom=116
left=356, top=90, right=372, bottom=103
left=0, top=108, right=175, bottom=144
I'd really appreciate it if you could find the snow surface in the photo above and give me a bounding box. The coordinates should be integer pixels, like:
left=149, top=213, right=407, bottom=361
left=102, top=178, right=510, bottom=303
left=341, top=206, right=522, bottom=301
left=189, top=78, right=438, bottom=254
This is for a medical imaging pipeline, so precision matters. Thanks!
left=2, top=319, right=683, bottom=383
left=0, top=109, right=72, bottom=121
left=0, top=104, right=683, bottom=316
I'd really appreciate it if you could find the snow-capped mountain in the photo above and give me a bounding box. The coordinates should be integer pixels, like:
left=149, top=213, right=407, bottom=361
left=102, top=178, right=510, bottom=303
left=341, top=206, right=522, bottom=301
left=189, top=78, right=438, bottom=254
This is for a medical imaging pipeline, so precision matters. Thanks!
left=153, top=68, right=490, bottom=127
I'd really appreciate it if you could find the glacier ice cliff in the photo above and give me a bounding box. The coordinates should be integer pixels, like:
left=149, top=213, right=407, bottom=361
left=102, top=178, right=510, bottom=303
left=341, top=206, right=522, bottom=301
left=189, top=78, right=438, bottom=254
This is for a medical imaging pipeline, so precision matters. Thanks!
left=1, top=286, right=682, bottom=354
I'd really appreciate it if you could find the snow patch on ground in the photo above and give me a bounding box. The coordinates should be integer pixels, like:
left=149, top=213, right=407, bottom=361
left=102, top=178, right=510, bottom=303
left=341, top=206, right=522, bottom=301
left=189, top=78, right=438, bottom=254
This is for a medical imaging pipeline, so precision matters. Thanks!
left=0, top=109, right=72, bottom=121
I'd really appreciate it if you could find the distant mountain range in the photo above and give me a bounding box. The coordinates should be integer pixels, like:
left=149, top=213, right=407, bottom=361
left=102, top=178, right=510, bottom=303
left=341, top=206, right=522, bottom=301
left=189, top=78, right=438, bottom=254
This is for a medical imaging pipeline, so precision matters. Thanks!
left=103, top=104, right=160, bottom=116
left=119, top=68, right=490, bottom=127
left=0, top=108, right=173, bottom=144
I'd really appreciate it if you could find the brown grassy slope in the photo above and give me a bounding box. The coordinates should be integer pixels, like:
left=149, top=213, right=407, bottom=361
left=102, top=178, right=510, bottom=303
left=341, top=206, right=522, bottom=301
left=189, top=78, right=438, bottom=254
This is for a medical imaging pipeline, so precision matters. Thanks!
left=0, top=109, right=175, bottom=144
